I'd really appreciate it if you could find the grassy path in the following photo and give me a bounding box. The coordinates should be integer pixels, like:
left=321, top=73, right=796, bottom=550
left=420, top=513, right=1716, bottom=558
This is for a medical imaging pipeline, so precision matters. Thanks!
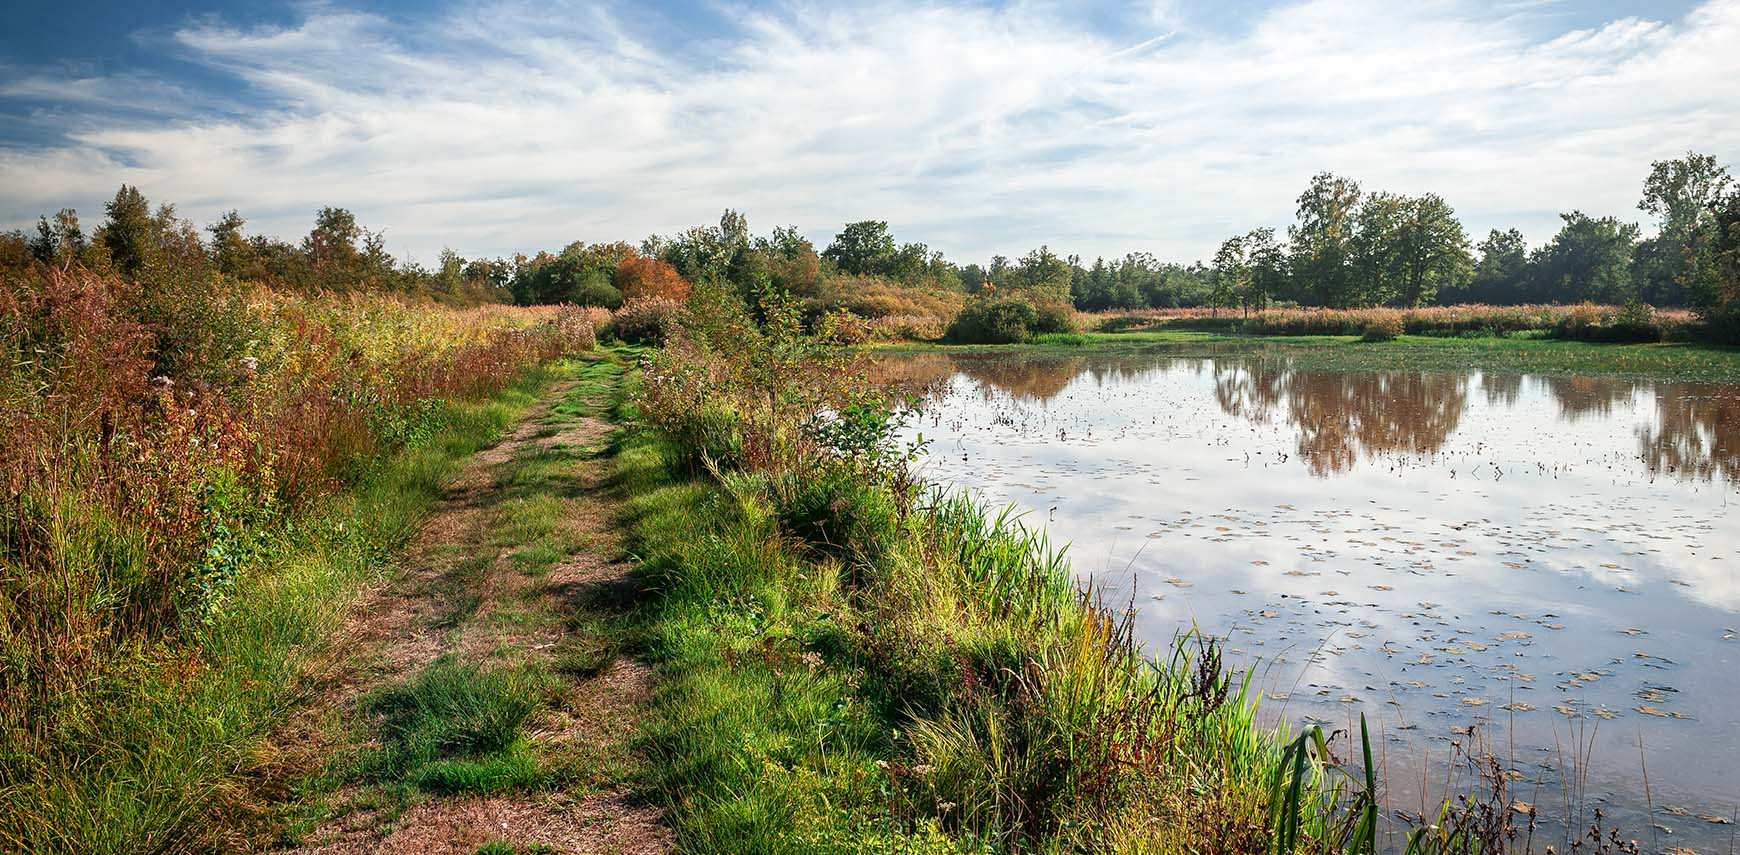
left=258, top=355, right=669, bottom=855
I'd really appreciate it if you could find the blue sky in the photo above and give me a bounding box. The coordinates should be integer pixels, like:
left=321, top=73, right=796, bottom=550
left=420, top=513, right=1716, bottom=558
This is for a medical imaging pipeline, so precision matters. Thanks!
left=1, top=0, right=1734, bottom=265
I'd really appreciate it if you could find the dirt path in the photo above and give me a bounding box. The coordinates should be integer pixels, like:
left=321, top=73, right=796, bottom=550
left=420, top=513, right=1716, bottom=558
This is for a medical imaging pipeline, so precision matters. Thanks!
left=260, top=360, right=670, bottom=855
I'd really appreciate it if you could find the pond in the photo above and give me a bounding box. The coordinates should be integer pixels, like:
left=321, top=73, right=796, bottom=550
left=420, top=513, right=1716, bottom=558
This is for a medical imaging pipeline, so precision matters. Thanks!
left=876, top=347, right=1740, bottom=849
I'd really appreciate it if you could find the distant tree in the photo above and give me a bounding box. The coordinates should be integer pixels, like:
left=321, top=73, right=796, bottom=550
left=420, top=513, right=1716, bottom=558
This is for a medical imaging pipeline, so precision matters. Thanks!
left=1636, top=151, right=1732, bottom=306
left=205, top=210, right=259, bottom=279
left=1456, top=228, right=1529, bottom=304
left=1531, top=212, right=1640, bottom=303
left=650, top=210, right=753, bottom=285
left=751, top=226, right=822, bottom=294
left=1349, top=192, right=1406, bottom=305
left=303, top=206, right=362, bottom=285
left=1003, top=246, right=1073, bottom=304
left=1244, top=227, right=1288, bottom=310
left=822, top=220, right=898, bottom=276
left=1391, top=194, right=1472, bottom=307
left=101, top=185, right=153, bottom=277
left=29, top=209, right=87, bottom=268
left=1694, top=187, right=1740, bottom=339
left=1211, top=234, right=1248, bottom=315
left=1289, top=173, right=1363, bottom=307
left=958, top=263, right=987, bottom=293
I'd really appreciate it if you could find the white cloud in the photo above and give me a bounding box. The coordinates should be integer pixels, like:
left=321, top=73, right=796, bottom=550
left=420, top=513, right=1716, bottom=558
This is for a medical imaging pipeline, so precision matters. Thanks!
left=1, top=0, right=1737, bottom=264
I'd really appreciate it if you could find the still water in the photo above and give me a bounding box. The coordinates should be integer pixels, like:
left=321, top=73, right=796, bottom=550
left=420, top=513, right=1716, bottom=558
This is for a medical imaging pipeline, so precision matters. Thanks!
left=879, top=348, right=1739, bottom=849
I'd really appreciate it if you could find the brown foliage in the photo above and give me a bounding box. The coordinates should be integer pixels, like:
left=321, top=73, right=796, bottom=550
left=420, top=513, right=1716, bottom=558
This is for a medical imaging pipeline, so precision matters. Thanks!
left=614, top=256, right=692, bottom=302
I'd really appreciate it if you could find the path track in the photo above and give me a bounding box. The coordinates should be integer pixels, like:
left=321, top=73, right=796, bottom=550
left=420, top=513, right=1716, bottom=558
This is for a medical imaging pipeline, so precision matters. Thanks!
left=257, top=360, right=669, bottom=855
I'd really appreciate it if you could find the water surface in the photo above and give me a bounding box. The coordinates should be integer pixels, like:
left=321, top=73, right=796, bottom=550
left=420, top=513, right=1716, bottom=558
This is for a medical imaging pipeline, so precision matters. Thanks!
left=879, top=348, right=1740, bottom=848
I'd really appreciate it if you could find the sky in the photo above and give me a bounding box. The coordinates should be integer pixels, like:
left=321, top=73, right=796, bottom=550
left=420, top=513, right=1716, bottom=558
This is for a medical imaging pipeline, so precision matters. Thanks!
left=1, top=0, right=1736, bottom=266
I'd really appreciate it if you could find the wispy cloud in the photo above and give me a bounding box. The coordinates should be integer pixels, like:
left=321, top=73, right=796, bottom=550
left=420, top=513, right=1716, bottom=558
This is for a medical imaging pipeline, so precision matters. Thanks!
left=1, top=0, right=1737, bottom=263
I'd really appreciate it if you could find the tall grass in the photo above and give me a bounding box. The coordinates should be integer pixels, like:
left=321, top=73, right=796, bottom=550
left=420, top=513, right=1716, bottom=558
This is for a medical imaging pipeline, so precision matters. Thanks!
left=624, top=286, right=1396, bottom=853
left=0, top=265, right=592, bottom=851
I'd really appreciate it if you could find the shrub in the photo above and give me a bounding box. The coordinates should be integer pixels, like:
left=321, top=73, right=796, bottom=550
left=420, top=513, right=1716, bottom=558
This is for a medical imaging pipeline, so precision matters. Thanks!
left=611, top=296, right=683, bottom=345
left=815, top=309, right=871, bottom=345
left=1552, top=301, right=1665, bottom=343
left=946, top=297, right=1041, bottom=344
left=614, top=255, right=692, bottom=302
left=864, top=314, right=947, bottom=342
left=1360, top=313, right=1404, bottom=342
left=1030, top=300, right=1079, bottom=335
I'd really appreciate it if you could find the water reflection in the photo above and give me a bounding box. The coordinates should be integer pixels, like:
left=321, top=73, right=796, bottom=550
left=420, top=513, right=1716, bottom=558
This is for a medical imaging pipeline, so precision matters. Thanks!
left=1642, top=384, right=1740, bottom=485
left=875, top=347, right=1740, bottom=850
left=1211, top=361, right=1467, bottom=477
left=871, top=350, right=1740, bottom=484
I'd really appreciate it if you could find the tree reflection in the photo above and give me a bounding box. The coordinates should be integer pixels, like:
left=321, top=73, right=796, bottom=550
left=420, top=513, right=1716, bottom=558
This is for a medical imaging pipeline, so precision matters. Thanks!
left=1639, top=385, right=1740, bottom=485
left=1215, top=361, right=1468, bottom=476
left=1539, top=376, right=1644, bottom=420
left=949, top=355, right=1085, bottom=403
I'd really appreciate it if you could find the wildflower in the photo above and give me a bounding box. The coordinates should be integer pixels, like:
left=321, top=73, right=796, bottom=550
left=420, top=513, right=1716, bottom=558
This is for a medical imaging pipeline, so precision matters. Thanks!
left=912, top=764, right=935, bottom=776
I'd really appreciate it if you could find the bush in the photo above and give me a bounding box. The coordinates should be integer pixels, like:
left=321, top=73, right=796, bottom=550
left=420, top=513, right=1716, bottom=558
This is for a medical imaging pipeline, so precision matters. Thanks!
left=1030, top=300, right=1079, bottom=335
left=864, top=314, right=947, bottom=342
left=614, top=256, right=691, bottom=302
left=1552, top=301, right=1664, bottom=343
left=1360, top=313, right=1404, bottom=342
left=1703, top=301, right=1740, bottom=344
left=611, top=296, right=683, bottom=345
left=946, top=297, right=1041, bottom=344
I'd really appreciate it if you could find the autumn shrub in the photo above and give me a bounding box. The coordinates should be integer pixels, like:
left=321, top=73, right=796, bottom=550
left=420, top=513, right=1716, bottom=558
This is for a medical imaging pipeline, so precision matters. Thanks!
left=864, top=314, right=947, bottom=342
left=815, top=308, right=871, bottom=345
left=611, top=296, right=683, bottom=345
left=614, top=255, right=692, bottom=303
left=947, top=297, right=1041, bottom=344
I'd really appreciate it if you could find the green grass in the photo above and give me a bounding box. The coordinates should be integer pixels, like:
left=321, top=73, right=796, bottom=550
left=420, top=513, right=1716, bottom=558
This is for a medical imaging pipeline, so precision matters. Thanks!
left=351, top=656, right=555, bottom=795
left=615, top=425, right=1323, bottom=854
left=0, top=359, right=573, bottom=855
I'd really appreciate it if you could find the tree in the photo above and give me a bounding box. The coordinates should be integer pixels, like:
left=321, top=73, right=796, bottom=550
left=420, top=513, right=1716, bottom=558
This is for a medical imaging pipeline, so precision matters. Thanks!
left=1392, top=194, right=1472, bottom=307
left=1211, top=234, right=1248, bottom=314
left=29, top=209, right=87, bottom=268
left=206, top=210, right=258, bottom=279
left=1531, top=212, right=1640, bottom=303
left=1289, top=173, right=1363, bottom=307
left=1003, top=246, right=1073, bottom=304
left=1349, top=192, right=1405, bottom=305
left=1244, top=227, right=1288, bottom=310
left=1458, top=228, right=1529, bottom=304
left=1637, top=151, right=1733, bottom=306
left=101, top=185, right=153, bottom=277
left=649, top=210, right=752, bottom=285
left=822, top=220, right=898, bottom=276
left=303, top=206, right=362, bottom=284
left=1694, top=187, right=1740, bottom=340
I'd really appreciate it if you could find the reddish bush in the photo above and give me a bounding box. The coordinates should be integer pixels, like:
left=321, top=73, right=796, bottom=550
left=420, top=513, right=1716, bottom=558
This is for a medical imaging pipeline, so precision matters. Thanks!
left=614, top=256, right=692, bottom=303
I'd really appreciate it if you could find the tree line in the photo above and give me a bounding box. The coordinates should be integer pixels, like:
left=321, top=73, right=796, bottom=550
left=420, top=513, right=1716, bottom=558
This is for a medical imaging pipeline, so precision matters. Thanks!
left=6, top=150, right=1737, bottom=335
left=1207, top=152, right=1737, bottom=317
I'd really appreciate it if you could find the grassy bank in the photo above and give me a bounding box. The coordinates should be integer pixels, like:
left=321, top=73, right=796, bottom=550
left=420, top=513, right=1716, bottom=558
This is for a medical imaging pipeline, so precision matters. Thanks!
left=616, top=287, right=1432, bottom=854
left=872, top=329, right=1740, bottom=383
